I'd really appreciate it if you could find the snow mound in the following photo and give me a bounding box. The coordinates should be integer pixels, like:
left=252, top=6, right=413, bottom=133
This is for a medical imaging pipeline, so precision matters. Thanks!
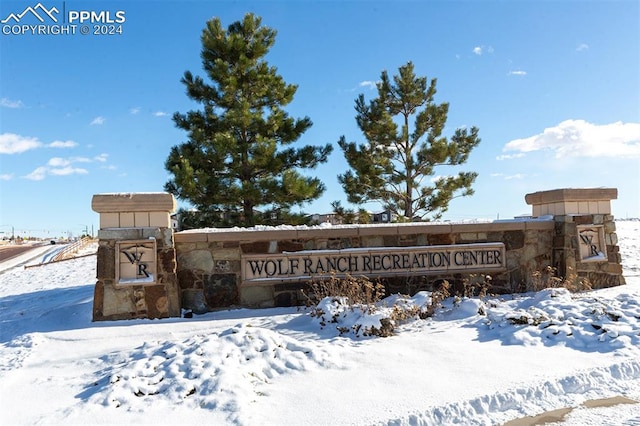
left=309, top=292, right=447, bottom=337
left=477, top=288, right=640, bottom=352
left=85, top=324, right=335, bottom=423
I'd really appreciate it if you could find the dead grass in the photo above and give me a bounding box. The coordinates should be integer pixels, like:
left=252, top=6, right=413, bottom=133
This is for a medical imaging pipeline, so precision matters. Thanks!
left=303, top=272, right=386, bottom=308
left=531, top=266, right=592, bottom=293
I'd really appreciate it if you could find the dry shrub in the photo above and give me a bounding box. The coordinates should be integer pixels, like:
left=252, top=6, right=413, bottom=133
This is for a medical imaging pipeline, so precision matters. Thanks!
left=531, top=266, right=592, bottom=293
left=423, top=280, right=450, bottom=318
left=304, top=274, right=458, bottom=337
left=360, top=318, right=395, bottom=338
left=462, top=274, right=492, bottom=298
left=303, top=272, right=385, bottom=308
left=390, top=303, right=421, bottom=322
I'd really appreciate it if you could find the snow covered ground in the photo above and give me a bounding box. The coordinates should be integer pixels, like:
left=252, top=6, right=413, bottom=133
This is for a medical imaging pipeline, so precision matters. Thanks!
left=0, top=221, right=638, bottom=425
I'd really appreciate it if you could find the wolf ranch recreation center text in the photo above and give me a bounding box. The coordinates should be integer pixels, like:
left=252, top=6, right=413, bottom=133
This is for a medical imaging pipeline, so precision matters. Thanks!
left=242, top=243, right=506, bottom=282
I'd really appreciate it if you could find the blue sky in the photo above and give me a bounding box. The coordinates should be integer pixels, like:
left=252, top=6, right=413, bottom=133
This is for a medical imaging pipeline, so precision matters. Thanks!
left=1, top=0, right=638, bottom=238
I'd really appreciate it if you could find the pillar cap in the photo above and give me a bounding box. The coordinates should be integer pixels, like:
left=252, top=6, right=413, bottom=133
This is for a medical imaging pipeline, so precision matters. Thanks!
left=525, top=188, right=617, bottom=206
left=92, top=192, right=176, bottom=213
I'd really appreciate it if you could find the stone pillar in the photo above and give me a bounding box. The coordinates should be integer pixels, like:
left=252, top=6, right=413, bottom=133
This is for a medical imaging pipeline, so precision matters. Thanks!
left=525, top=188, right=625, bottom=289
left=91, top=193, right=180, bottom=321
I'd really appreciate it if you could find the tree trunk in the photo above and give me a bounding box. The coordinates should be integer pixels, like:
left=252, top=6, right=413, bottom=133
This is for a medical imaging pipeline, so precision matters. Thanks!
left=403, top=113, right=413, bottom=219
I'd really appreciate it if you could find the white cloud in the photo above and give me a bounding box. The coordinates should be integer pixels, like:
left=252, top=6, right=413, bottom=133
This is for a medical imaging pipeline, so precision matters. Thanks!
left=24, top=166, right=48, bottom=181
left=69, top=156, right=92, bottom=163
left=48, top=157, right=71, bottom=167
left=0, top=133, right=42, bottom=154
left=24, top=163, right=89, bottom=180
left=0, top=134, right=79, bottom=155
left=0, top=173, right=14, bottom=180
left=346, top=80, right=379, bottom=93
left=505, top=173, right=525, bottom=180
left=48, top=140, right=77, bottom=148
left=496, top=153, right=525, bottom=161
left=130, top=107, right=141, bottom=115
left=23, top=153, right=110, bottom=181
left=576, top=43, right=589, bottom=52
left=153, top=111, right=168, bottom=117
left=1, top=97, right=24, bottom=108
left=94, top=153, right=108, bottom=162
left=508, top=70, right=527, bottom=76
left=90, top=116, right=106, bottom=125
left=49, top=167, right=89, bottom=176
left=490, top=173, right=526, bottom=180
left=473, top=45, right=494, bottom=56
left=503, top=120, right=640, bottom=158
left=359, top=81, right=378, bottom=90
left=49, top=154, right=108, bottom=166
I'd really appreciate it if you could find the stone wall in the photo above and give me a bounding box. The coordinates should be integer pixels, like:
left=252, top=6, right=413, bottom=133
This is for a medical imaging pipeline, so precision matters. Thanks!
left=91, top=188, right=626, bottom=319
left=175, top=220, right=557, bottom=312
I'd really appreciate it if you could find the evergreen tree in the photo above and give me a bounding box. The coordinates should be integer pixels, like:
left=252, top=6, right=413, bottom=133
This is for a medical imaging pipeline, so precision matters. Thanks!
left=337, top=62, right=480, bottom=221
left=165, top=14, right=332, bottom=227
left=331, top=200, right=371, bottom=224
left=331, top=200, right=357, bottom=224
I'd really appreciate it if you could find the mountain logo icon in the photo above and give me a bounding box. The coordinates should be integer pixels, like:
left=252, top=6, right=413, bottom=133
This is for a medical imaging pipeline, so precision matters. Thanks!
left=1, top=3, right=59, bottom=24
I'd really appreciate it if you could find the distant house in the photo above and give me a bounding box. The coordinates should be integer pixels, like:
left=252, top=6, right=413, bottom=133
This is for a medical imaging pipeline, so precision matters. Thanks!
left=371, top=210, right=396, bottom=223
left=170, top=213, right=180, bottom=231
left=308, top=213, right=342, bottom=225
left=309, top=210, right=398, bottom=225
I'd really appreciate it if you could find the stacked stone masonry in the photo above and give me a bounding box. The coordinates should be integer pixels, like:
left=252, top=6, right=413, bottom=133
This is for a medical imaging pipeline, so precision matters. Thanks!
left=91, top=188, right=626, bottom=319
left=175, top=221, right=562, bottom=311
left=552, top=214, right=625, bottom=289
left=92, top=193, right=180, bottom=321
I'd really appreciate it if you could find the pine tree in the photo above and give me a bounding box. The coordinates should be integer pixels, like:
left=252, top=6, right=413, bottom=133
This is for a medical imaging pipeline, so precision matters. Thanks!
left=331, top=201, right=371, bottom=224
left=337, top=62, right=480, bottom=221
left=165, top=13, right=332, bottom=227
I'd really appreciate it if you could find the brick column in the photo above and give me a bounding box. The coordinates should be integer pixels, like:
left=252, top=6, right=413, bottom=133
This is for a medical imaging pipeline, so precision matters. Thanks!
left=91, top=193, right=180, bottom=321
